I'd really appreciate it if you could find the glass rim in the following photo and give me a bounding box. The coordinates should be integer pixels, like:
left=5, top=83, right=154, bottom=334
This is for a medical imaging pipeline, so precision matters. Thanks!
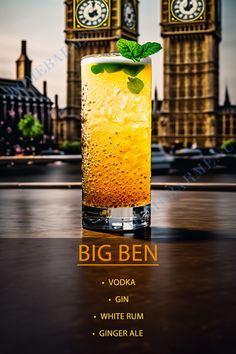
left=81, top=53, right=151, bottom=65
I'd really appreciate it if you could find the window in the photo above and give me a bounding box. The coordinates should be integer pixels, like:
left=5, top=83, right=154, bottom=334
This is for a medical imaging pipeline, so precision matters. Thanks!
left=197, top=123, right=202, bottom=134
left=188, top=101, right=193, bottom=111
left=179, top=119, right=184, bottom=135
left=152, top=121, right=158, bottom=136
left=170, top=123, right=176, bottom=135
left=180, top=86, right=185, bottom=97
left=152, top=147, right=161, bottom=153
left=197, top=87, right=202, bottom=97
left=226, top=116, right=230, bottom=135
left=233, top=118, right=236, bottom=135
left=188, top=87, right=194, bottom=97
left=217, top=116, right=222, bottom=135
left=188, top=122, right=193, bottom=135
left=170, top=89, right=176, bottom=98
left=60, top=123, right=64, bottom=138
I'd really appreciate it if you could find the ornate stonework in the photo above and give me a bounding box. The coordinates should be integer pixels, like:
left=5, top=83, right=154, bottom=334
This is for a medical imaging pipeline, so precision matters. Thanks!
left=61, top=0, right=139, bottom=143
left=157, top=0, right=222, bottom=147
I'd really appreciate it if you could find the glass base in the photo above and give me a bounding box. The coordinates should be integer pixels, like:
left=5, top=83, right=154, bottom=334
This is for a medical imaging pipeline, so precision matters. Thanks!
left=82, top=204, right=151, bottom=232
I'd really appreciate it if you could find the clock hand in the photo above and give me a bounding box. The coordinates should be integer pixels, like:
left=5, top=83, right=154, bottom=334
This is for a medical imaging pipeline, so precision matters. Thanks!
left=127, top=9, right=132, bottom=19
left=88, top=9, right=98, bottom=18
left=183, top=0, right=193, bottom=12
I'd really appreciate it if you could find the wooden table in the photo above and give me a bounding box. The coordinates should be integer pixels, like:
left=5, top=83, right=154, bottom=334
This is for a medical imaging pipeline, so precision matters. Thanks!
left=0, top=189, right=235, bottom=354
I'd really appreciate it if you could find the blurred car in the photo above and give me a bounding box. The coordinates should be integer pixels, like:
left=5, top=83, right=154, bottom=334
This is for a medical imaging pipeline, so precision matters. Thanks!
left=220, top=154, right=236, bottom=171
left=199, top=147, right=226, bottom=167
left=200, top=147, right=225, bottom=160
left=151, top=144, right=174, bottom=174
left=39, top=149, right=65, bottom=156
left=172, top=148, right=202, bottom=172
left=172, top=147, right=226, bottom=172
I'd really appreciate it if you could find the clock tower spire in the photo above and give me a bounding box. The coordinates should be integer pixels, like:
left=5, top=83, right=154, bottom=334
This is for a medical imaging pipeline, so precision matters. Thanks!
left=159, top=0, right=221, bottom=147
left=61, top=0, right=139, bottom=142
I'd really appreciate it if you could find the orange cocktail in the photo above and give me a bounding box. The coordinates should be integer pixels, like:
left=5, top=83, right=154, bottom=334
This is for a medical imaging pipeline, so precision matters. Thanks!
left=81, top=54, right=151, bottom=231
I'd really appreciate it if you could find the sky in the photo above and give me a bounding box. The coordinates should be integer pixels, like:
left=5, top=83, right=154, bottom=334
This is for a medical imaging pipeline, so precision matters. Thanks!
left=0, top=0, right=235, bottom=107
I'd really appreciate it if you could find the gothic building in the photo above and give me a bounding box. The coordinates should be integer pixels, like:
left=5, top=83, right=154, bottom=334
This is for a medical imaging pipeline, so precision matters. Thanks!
left=61, top=0, right=235, bottom=147
left=0, top=41, right=52, bottom=138
left=218, top=87, right=236, bottom=142
left=152, top=0, right=236, bottom=147
left=152, top=85, right=236, bottom=147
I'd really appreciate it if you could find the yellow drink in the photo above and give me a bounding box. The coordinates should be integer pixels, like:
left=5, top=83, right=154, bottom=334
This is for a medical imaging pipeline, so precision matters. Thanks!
left=81, top=54, right=151, bottom=231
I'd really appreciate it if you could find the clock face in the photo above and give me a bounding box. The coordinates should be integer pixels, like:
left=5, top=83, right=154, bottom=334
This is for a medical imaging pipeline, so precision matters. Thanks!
left=76, top=0, right=108, bottom=28
left=123, top=0, right=136, bottom=29
left=171, top=0, right=204, bottom=22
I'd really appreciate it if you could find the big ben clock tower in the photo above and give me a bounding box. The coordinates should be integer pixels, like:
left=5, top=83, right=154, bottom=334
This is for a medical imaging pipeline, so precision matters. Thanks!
left=159, top=0, right=221, bottom=147
left=62, top=0, right=139, bottom=142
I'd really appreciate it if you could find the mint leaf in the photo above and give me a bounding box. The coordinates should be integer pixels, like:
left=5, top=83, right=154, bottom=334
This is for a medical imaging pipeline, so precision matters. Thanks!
left=117, top=39, right=162, bottom=62
left=117, top=39, right=142, bottom=62
left=122, top=64, right=144, bottom=77
left=132, top=44, right=143, bottom=61
left=127, top=77, right=144, bottom=94
left=140, top=42, right=162, bottom=57
left=117, top=39, right=134, bottom=60
left=91, top=64, right=104, bottom=74
left=91, top=63, right=122, bottom=74
left=103, top=63, right=122, bottom=73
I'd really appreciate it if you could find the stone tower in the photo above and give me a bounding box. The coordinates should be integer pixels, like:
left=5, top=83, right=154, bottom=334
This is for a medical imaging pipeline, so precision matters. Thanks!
left=159, top=0, right=221, bottom=147
left=62, top=0, right=139, bottom=142
left=16, top=40, right=32, bottom=82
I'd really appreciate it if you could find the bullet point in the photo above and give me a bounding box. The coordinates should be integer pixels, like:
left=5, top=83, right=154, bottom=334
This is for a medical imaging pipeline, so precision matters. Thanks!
left=92, top=332, right=95, bottom=336
left=102, top=281, right=105, bottom=285
left=108, top=298, right=111, bottom=302
left=94, top=315, right=96, bottom=319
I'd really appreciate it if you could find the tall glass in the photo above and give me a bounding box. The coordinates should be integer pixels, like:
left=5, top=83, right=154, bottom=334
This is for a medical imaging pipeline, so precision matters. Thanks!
left=81, top=54, right=151, bottom=232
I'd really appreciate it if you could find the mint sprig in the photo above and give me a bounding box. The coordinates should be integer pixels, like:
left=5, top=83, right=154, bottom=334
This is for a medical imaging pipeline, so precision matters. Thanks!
left=117, top=39, right=162, bottom=62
